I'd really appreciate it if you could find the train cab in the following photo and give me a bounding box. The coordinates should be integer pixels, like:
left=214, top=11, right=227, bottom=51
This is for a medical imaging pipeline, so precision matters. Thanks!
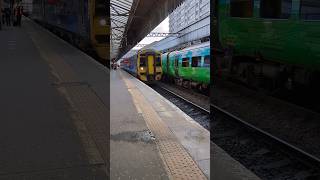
left=137, top=49, right=162, bottom=83
left=92, top=0, right=109, bottom=65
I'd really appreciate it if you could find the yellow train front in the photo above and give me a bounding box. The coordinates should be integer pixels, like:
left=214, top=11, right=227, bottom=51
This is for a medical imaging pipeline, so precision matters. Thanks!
left=123, top=49, right=162, bottom=83
left=31, top=0, right=109, bottom=66
left=91, top=0, right=109, bottom=65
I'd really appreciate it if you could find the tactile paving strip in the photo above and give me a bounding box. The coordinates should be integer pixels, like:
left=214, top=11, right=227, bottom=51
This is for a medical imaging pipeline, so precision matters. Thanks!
left=63, top=85, right=109, bottom=162
left=121, top=72, right=207, bottom=180
left=27, top=23, right=108, bottom=174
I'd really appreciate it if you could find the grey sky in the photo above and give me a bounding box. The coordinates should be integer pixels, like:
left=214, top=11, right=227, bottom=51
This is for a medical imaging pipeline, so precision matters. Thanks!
left=132, top=17, right=169, bottom=50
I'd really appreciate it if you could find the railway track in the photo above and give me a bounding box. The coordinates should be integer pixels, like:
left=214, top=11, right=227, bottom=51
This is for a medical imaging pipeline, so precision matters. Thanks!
left=212, top=104, right=320, bottom=179
left=150, top=84, right=209, bottom=131
left=152, top=82, right=320, bottom=179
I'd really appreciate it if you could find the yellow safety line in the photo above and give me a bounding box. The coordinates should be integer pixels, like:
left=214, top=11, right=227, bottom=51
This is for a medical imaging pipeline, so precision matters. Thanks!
left=120, top=71, right=207, bottom=180
left=27, top=22, right=108, bottom=175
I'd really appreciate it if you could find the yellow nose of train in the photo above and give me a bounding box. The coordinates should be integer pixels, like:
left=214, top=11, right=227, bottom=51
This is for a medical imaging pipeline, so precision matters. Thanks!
left=122, top=49, right=162, bottom=83
left=137, top=49, right=162, bottom=83
left=91, top=4, right=109, bottom=65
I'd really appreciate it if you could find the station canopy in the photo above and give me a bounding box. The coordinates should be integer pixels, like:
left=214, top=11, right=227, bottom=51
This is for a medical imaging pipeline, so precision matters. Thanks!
left=111, top=0, right=184, bottom=60
left=110, top=0, right=133, bottom=60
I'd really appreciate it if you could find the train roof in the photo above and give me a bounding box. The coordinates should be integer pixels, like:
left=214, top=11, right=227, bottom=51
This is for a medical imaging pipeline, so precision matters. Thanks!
left=181, top=41, right=210, bottom=51
left=162, top=41, right=210, bottom=55
left=138, top=49, right=161, bottom=54
left=125, top=48, right=161, bottom=59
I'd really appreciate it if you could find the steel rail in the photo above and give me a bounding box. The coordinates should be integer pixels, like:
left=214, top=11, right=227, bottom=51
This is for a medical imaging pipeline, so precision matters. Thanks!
left=157, top=85, right=210, bottom=114
left=211, top=103, right=320, bottom=169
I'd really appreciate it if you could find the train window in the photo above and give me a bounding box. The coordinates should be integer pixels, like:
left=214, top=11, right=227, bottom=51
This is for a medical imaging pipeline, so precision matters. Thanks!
left=230, top=0, right=253, bottom=17
left=95, top=0, right=106, bottom=16
left=95, top=35, right=109, bottom=43
left=140, top=57, right=147, bottom=67
left=300, top=0, right=320, bottom=20
left=191, top=56, right=201, bottom=67
left=155, top=57, right=161, bottom=66
left=95, top=8, right=106, bottom=16
left=182, top=58, right=190, bottom=67
left=203, top=55, right=210, bottom=67
left=260, top=0, right=292, bottom=19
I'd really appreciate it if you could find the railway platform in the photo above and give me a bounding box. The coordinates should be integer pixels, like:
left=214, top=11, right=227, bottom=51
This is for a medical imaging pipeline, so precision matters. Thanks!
left=0, top=18, right=108, bottom=179
left=0, top=16, right=262, bottom=180
left=110, top=69, right=261, bottom=180
left=110, top=69, right=210, bottom=179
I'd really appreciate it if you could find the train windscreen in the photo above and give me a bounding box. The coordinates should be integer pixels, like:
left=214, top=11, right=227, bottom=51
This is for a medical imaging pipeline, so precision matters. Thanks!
left=155, top=57, right=161, bottom=66
left=95, top=0, right=105, bottom=16
left=140, top=57, right=147, bottom=67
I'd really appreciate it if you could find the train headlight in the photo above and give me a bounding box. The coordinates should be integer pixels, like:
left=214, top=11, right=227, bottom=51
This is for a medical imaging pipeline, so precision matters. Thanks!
left=140, top=67, right=144, bottom=71
left=99, top=19, right=106, bottom=26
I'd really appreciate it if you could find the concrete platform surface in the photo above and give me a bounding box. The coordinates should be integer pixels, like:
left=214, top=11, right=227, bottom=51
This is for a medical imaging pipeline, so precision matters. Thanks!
left=0, top=18, right=108, bottom=179
left=111, top=69, right=210, bottom=179
left=212, top=143, right=261, bottom=180
left=110, top=70, right=169, bottom=180
left=0, top=16, right=262, bottom=180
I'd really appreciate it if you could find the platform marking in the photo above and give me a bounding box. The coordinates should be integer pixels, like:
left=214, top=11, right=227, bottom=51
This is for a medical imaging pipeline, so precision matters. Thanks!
left=7, top=40, right=16, bottom=51
left=57, top=87, right=104, bottom=166
left=26, top=23, right=108, bottom=176
left=120, top=72, right=207, bottom=180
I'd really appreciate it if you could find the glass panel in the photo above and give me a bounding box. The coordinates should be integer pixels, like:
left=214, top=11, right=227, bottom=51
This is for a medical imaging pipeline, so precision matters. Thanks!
left=182, top=58, right=190, bottom=67
left=191, top=56, right=201, bottom=67
left=260, top=0, right=292, bottom=19
left=95, top=0, right=106, bottom=16
left=230, top=0, right=253, bottom=17
left=155, top=57, right=161, bottom=66
left=203, top=55, right=210, bottom=67
left=140, top=57, right=147, bottom=67
left=301, top=0, right=320, bottom=20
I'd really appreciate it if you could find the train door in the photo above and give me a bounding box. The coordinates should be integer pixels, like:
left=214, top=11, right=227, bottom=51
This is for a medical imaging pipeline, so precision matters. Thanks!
left=174, top=55, right=179, bottom=76
left=166, top=53, right=170, bottom=74
left=147, top=54, right=155, bottom=76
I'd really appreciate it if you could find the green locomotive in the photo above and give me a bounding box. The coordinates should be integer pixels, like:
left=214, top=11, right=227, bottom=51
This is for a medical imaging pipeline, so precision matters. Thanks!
left=162, top=42, right=210, bottom=90
left=215, top=0, right=320, bottom=90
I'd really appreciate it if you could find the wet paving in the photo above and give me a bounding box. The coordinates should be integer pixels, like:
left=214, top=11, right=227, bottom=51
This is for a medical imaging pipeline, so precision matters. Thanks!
left=111, top=130, right=156, bottom=143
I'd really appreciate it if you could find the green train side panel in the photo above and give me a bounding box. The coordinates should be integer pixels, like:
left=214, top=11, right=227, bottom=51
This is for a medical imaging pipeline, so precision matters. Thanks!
left=164, top=44, right=210, bottom=85
left=218, top=0, right=320, bottom=70
left=178, top=47, right=210, bottom=84
left=179, top=67, right=210, bottom=84
left=168, top=52, right=177, bottom=77
left=162, top=52, right=176, bottom=76
left=161, top=53, right=168, bottom=74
